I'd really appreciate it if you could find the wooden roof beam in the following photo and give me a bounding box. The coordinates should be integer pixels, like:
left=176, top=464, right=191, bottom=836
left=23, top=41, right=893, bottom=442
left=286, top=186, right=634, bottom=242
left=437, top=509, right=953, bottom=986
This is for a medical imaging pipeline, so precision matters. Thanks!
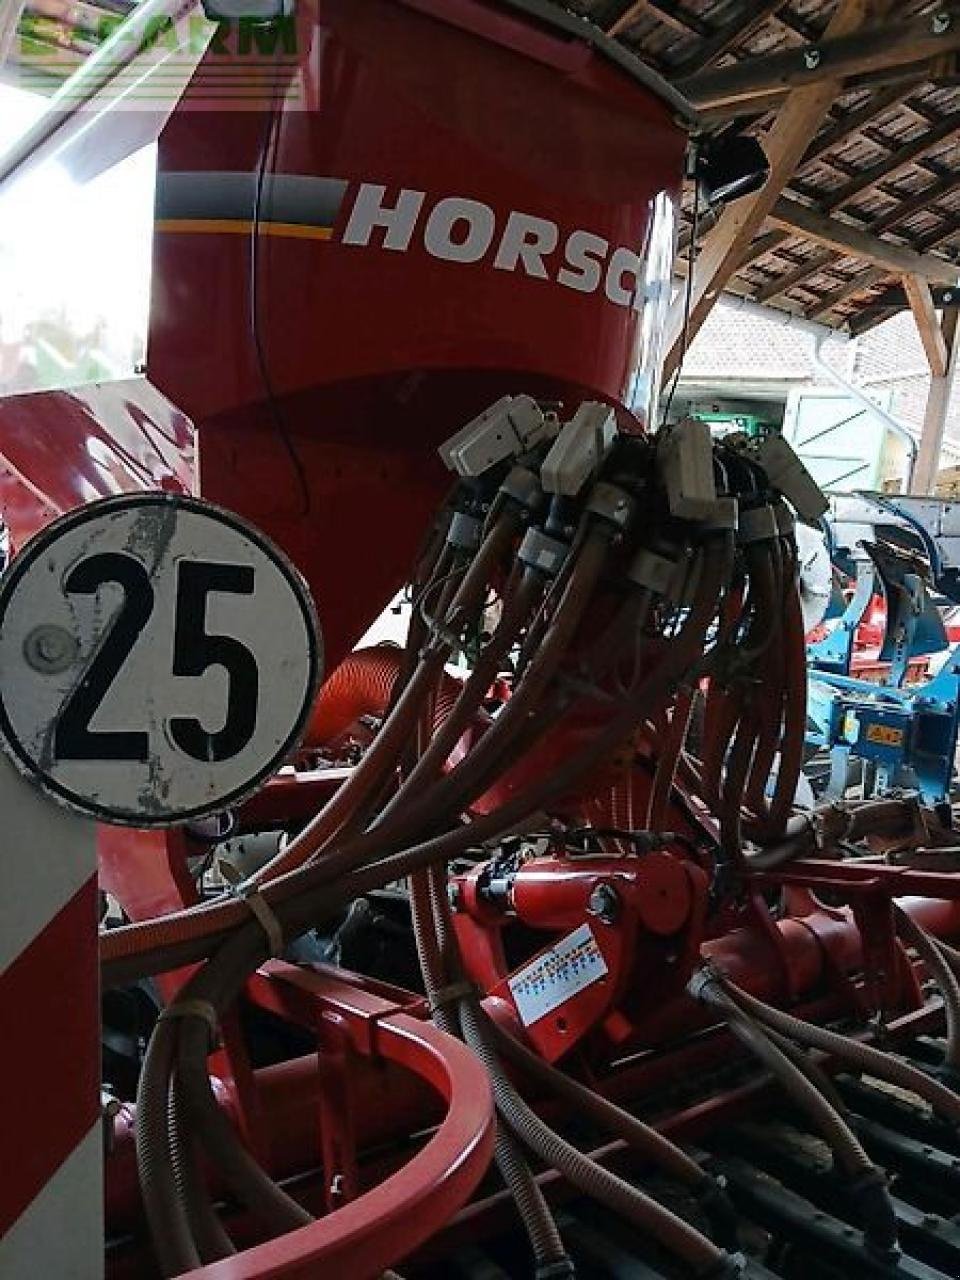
left=848, top=305, right=902, bottom=336
left=754, top=248, right=838, bottom=303
left=605, top=2, right=706, bottom=39
left=604, top=3, right=647, bottom=38
left=752, top=171, right=960, bottom=304
left=805, top=220, right=960, bottom=321
left=822, top=114, right=960, bottom=212
left=769, top=196, right=960, bottom=283
left=640, top=3, right=706, bottom=38
left=696, top=62, right=937, bottom=122
left=848, top=281, right=960, bottom=313
left=675, top=1, right=786, bottom=76
left=663, top=0, right=895, bottom=379
left=807, top=265, right=888, bottom=321
left=799, top=85, right=918, bottom=168
left=679, top=8, right=960, bottom=112
left=903, top=273, right=950, bottom=375
left=772, top=8, right=819, bottom=44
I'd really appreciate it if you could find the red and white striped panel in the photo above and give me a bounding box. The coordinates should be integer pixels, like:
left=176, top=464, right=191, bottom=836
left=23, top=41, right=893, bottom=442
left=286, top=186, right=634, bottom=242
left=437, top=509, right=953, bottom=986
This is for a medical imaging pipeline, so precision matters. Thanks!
left=0, top=752, right=102, bottom=1278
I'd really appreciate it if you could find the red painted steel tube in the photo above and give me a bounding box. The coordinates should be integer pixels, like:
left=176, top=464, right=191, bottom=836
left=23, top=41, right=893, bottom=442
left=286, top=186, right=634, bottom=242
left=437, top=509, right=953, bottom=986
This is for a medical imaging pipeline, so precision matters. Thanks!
left=106, top=892, right=960, bottom=1234
left=179, top=1009, right=494, bottom=1280
left=105, top=1053, right=441, bottom=1231
left=898, top=894, right=960, bottom=938
left=631, top=898, right=960, bottom=1047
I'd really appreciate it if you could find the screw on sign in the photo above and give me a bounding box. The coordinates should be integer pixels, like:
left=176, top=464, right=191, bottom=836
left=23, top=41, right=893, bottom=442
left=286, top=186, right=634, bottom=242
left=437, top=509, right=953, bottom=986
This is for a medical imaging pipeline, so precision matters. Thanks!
left=0, top=493, right=322, bottom=825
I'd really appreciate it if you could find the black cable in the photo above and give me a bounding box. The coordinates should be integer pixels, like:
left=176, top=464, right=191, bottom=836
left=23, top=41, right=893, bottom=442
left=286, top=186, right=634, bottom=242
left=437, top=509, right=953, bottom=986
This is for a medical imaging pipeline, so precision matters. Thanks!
left=660, top=146, right=702, bottom=430
left=249, top=26, right=311, bottom=517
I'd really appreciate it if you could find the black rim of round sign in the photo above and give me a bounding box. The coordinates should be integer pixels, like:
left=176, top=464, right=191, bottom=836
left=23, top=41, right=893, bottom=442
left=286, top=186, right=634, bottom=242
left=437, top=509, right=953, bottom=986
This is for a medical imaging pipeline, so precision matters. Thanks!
left=0, top=492, right=322, bottom=826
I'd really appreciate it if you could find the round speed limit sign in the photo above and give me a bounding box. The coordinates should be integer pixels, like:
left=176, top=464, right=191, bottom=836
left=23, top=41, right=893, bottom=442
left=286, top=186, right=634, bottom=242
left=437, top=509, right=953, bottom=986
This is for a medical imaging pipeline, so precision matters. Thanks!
left=0, top=493, right=321, bottom=825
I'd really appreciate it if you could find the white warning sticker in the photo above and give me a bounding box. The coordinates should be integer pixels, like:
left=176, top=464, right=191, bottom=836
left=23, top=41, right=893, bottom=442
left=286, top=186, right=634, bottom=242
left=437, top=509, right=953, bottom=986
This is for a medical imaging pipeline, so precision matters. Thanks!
left=508, top=923, right=608, bottom=1027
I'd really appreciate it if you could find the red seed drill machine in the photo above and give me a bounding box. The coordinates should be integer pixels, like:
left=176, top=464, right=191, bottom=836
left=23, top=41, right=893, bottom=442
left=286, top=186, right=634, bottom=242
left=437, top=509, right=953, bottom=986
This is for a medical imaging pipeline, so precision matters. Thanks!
left=3, top=3, right=960, bottom=1279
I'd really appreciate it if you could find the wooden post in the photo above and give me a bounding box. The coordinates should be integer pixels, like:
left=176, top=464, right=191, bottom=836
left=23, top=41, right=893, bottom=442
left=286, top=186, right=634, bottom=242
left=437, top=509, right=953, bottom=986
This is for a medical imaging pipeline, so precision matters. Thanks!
left=911, top=309, right=960, bottom=495
left=904, top=274, right=949, bottom=378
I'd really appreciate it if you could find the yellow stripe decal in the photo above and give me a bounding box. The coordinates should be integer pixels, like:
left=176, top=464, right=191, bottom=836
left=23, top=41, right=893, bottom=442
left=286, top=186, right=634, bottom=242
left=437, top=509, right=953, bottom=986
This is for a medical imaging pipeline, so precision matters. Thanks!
left=156, top=219, right=334, bottom=241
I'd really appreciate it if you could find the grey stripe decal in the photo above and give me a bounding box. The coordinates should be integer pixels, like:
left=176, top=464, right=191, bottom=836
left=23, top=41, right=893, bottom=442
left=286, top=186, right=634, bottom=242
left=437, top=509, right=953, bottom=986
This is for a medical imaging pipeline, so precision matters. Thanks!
left=156, top=172, right=348, bottom=227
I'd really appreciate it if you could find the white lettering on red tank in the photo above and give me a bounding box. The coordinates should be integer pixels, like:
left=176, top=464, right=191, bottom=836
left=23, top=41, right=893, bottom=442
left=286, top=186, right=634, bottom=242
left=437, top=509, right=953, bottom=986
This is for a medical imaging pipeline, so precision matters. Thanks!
left=423, top=197, right=497, bottom=263
left=340, top=183, right=656, bottom=314
left=493, top=212, right=559, bottom=278
left=341, top=183, right=426, bottom=251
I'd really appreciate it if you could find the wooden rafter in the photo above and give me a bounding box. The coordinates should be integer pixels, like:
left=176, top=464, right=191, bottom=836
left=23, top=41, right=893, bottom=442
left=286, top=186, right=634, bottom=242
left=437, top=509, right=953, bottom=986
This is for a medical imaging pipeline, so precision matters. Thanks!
left=769, top=196, right=960, bottom=282
left=606, top=1, right=705, bottom=39
left=822, top=115, right=960, bottom=213
left=735, top=228, right=792, bottom=267
left=593, top=0, right=960, bottom=340
left=807, top=265, right=889, bottom=321
left=679, top=10, right=960, bottom=112
left=674, top=0, right=785, bottom=76
left=604, top=2, right=646, bottom=38
left=806, top=216, right=960, bottom=322
left=754, top=249, right=837, bottom=304
left=799, top=85, right=919, bottom=168
left=663, top=0, right=896, bottom=379
left=641, top=3, right=706, bottom=39
left=744, top=87, right=945, bottom=301
left=772, top=7, right=820, bottom=44
left=848, top=281, right=960, bottom=314
left=696, top=64, right=942, bottom=123
left=754, top=170, right=960, bottom=304
left=787, top=157, right=948, bottom=211
left=742, top=108, right=959, bottom=305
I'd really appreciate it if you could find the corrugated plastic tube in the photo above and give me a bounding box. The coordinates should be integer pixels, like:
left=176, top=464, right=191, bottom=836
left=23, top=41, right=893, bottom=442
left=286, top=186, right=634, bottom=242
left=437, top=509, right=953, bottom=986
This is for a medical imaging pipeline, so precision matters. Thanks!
left=458, top=998, right=728, bottom=1276
left=895, top=905, right=960, bottom=1071
left=720, top=976, right=960, bottom=1124
left=690, top=972, right=899, bottom=1259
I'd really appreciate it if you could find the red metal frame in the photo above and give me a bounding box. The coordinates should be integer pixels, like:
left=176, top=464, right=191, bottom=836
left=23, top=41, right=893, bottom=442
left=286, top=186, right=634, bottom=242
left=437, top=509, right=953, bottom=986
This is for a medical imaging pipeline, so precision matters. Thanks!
left=170, top=962, right=495, bottom=1279
left=451, top=838, right=960, bottom=1068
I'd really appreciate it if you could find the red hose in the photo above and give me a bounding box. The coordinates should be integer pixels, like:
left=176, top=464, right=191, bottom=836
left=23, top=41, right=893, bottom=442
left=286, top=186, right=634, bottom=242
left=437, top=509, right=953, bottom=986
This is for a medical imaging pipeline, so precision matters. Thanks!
left=304, top=645, right=464, bottom=750
left=302, top=646, right=406, bottom=748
